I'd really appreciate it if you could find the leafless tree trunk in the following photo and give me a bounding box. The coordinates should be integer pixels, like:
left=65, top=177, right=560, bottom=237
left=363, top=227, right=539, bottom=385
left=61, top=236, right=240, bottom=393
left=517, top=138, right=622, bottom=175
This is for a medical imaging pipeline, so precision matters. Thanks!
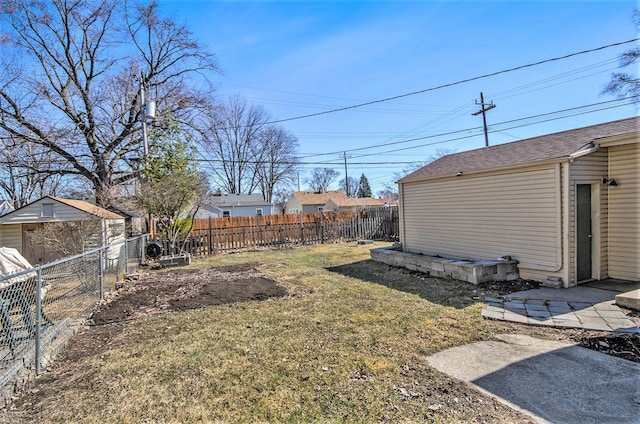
left=200, top=96, right=268, bottom=195
left=0, top=0, right=218, bottom=206
left=0, top=135, right=64, bottom=208
left=254, top=125, right=299, bottom=202
left=306, top=168, right=340, bottom=193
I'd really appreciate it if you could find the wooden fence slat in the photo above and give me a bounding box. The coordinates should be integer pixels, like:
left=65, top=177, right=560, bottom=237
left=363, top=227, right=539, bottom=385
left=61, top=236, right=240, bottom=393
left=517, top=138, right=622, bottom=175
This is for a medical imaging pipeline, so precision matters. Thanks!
left=158, top=207, right=398, bottom=257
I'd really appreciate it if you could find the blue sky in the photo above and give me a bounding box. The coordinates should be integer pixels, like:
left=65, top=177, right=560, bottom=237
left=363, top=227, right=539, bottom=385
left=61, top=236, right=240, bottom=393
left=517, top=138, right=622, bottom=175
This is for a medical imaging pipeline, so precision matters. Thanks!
left=158, top=0, right=638, bottom=194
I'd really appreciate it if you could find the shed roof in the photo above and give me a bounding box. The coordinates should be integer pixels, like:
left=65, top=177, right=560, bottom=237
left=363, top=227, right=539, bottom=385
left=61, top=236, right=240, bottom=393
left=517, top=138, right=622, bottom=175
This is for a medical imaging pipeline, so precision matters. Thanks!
left=327, top=197, right=384, bottom=208
left=399, top=117, right=639, bottom=183
left=292, top=190, right=349, bottom=205
left=209, top=193, right=271, bottom=207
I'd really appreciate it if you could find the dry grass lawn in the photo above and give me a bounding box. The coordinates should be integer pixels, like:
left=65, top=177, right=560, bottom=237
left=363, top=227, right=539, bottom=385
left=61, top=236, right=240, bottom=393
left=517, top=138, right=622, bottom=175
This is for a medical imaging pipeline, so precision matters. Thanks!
left=3, top=242, right=594, bottom=423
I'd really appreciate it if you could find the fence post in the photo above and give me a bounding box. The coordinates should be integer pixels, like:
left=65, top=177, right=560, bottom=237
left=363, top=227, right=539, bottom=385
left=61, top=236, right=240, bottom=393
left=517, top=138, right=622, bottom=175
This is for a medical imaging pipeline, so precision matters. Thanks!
left=299, top=212, right=304, bottom=244
left=208, top=217, right=213, bottom=254
left=99, top=247, right=105, bottom=301
left=124, top=239, right=129, bottom=276
left=35, top=269, right=43, bottom=375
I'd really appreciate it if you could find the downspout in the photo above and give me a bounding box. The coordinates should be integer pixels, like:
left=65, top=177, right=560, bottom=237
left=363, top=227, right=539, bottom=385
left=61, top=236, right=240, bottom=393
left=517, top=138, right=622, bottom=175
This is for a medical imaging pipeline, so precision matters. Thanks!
left=569, top=142, right=599, bottom=162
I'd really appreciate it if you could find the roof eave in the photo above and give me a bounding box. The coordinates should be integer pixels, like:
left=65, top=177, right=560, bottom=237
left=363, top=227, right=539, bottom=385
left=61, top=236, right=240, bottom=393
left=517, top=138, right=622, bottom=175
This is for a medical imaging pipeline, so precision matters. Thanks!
left=398, top=157, right=570, bottom=185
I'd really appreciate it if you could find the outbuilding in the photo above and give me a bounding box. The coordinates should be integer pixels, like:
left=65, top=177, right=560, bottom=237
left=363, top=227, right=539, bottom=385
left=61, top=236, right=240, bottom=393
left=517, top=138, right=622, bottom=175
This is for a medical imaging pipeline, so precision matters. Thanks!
left=390, top=117, right=639, bottom=287
left=0, top=196, right=126, bottom=265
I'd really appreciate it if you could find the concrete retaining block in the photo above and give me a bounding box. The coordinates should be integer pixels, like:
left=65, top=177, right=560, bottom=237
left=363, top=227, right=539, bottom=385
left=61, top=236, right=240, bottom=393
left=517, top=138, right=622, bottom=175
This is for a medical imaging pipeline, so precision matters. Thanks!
left=370, top=246, right=519, bottom=284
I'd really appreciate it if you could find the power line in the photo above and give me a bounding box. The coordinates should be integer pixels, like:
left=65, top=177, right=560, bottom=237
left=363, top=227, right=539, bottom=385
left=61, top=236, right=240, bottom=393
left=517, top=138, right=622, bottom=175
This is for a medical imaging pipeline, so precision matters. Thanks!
left=1, top=99, right=634, bottom=170
left=300, top=97, right=632, bottom=159
left=265, top=38, right=638, bottom=125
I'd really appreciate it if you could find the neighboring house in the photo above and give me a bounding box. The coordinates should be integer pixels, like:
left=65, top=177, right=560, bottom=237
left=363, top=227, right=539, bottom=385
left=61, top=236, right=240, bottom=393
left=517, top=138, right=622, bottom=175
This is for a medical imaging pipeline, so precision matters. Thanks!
left=377, top=198, right=398, bottom=207
left=192, top=203, right=224, bottom=219
left=285, top=190, right=350, bottom=214
left=0, top=201, right=14, bottom=217
left=0, top=196, right=126, bottom=265
left=208, top=193, right=275, bottom=217
left=324, top=197, right=385, bottom=212
left=396, top=117, right=639, bottom=287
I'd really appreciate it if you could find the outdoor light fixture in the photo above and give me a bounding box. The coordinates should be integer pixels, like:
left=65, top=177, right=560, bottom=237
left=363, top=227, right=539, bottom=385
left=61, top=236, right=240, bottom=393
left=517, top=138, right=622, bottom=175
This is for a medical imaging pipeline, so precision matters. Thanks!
left=602, top=178, right=618, bottom=187
left=456, top=171, right=463, bottom=177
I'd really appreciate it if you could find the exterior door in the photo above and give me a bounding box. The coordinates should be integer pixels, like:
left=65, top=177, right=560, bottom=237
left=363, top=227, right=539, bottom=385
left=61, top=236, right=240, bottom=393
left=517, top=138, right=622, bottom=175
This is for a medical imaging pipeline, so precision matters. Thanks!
left=576, top=184, right=592, bottom=282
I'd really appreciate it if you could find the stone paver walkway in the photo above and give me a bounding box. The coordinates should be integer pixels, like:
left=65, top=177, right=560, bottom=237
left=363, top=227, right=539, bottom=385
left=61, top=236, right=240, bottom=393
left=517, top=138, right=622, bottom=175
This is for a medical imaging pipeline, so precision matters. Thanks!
left=482, top=286, right=640, bottom=333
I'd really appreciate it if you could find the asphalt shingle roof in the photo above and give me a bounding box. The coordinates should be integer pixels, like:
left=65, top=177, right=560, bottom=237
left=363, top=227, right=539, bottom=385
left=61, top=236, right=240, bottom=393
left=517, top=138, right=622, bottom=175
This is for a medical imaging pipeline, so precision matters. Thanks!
left=51, top=197, right=124, bottom=219
left=399, top=117, right=639, bottom=183
left=209, top=194, right=271, bottom=207
left=292, top=190, right=349, bottom=205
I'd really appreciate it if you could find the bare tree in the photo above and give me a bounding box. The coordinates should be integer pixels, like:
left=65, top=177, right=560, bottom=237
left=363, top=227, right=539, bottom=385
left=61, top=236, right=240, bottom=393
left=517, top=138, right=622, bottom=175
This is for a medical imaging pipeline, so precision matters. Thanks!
left=393, top=148, right=452, bottom=181
left=0, top=0, right=218, bottom=206
left=603, top=10, right=640, bottom=101
left=271, top=187, right=290, bottom=214
left=254, top=125, right=299, bottom=202
left=200, top=96, right=268, bottom=194
left=377, top=184, right=398, bottom=201
left=306, top=168, right=340, bottom=193
left=339, top=176, right=359, bottom=197
left=26, top=220, right=103, bottom=260
left=0, top=137, right=65, bottom=208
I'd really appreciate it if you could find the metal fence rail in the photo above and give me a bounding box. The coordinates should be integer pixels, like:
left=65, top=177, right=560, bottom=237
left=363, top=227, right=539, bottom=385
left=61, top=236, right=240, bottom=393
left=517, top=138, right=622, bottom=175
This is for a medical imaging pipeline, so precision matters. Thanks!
left=0, top=235, right=147, bottom=402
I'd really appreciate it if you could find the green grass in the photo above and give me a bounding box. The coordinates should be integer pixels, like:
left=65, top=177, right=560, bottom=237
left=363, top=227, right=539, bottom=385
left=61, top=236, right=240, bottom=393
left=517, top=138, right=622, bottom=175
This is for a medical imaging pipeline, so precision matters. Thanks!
left=24, top=243, right=529, bottom=423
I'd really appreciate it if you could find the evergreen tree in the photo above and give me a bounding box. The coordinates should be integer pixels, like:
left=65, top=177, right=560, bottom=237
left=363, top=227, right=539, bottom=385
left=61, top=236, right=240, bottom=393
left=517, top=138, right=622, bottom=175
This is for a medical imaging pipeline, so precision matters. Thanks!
left=357, top=173, right=372, bottom=198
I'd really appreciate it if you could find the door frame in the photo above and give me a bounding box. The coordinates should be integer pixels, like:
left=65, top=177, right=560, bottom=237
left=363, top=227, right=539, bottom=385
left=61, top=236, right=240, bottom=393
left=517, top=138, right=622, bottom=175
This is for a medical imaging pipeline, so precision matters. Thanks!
left=576, top=183, right=600, bottom=282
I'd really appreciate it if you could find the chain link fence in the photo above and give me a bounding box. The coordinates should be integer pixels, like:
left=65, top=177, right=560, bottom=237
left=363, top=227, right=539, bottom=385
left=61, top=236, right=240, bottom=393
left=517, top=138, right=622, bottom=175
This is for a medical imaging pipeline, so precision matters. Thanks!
left=0, top=235, right=148, bottom=403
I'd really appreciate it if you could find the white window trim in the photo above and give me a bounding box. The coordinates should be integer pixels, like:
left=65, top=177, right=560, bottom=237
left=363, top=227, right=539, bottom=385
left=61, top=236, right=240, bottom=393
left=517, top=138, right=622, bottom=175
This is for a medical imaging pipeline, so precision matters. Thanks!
left=42, top=203, right=54, bottom=218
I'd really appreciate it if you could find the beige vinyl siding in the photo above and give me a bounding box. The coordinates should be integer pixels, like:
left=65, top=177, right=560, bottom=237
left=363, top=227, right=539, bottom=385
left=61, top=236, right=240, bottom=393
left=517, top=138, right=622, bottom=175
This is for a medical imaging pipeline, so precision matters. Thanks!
left=401, top=165, right=562, bottom=272
left=285, top=198, right=302, bottom=215
left=0, top=224, right=23, bottom=251
left=608, top=143, right=639, bottom=280
left=569, top=150, right=609, bottom=282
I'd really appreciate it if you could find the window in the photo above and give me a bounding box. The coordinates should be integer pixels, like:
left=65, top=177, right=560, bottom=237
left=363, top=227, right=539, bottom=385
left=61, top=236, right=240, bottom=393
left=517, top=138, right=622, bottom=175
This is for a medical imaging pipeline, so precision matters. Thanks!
left=42, top=203, right=54, bottom=217
left=223, top=211, right=230, bottom=217
left=256, top=208, right=263, bottom=216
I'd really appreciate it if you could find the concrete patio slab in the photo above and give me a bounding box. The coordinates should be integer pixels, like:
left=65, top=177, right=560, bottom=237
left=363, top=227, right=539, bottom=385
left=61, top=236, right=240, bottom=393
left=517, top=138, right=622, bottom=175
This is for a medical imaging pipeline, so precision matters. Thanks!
left=426, top=334, right=640, bottom=424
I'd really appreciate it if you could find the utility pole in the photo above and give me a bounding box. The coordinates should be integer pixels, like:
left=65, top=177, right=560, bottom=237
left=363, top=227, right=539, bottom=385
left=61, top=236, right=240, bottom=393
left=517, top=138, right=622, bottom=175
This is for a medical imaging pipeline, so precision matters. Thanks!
left=139, top=73, right=156, bottom=158
left=471, top=92, right=496, bottom=147
left=343, top=152, right=349, bottom=196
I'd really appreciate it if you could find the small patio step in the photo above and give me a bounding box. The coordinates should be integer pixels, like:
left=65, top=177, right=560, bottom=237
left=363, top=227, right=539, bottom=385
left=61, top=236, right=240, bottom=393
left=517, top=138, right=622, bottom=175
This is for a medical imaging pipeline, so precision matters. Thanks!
left=615, top=289, right=640, bottom=311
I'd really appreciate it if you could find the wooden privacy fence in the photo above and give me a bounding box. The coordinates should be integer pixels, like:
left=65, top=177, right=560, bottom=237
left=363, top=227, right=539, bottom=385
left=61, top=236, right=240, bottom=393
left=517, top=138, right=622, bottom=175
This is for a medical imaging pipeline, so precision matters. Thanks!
left=158, top=207, right=399, bottom=257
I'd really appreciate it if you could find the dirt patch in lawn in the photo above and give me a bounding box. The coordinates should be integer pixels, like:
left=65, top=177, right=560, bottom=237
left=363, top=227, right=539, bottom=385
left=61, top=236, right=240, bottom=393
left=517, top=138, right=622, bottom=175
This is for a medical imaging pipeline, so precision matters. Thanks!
left=67, top=263, right=288, bottom=361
